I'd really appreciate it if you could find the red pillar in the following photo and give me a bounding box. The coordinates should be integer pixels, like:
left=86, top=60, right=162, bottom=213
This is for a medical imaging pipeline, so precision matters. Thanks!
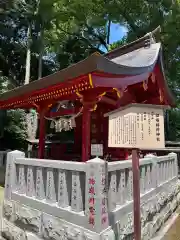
left=82, top=105, right=91, bottom=162
left=38, top=110, right=46, bottom=159
left=132, top=149, right=141, bottom=240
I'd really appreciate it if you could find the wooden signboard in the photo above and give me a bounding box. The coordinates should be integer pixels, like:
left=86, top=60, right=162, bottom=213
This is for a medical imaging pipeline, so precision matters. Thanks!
left=105, top=104, right=168, bottom=150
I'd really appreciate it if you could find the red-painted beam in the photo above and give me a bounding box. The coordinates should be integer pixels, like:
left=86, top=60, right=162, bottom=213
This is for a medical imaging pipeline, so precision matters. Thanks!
left=82, top=105, right=91, bottom=162
left=101, top=96, right=117, bottom=106
left=46, top=96, right=117, bottom=118
left=46, top=108, right=78, bottom=118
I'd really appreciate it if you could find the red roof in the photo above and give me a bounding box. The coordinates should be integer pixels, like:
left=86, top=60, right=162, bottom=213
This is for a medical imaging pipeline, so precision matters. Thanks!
left=0, top=28, right=175, bottom=109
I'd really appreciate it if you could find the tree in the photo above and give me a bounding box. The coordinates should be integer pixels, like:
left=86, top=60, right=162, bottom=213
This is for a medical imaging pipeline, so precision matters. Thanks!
left=0, top=0, right=56, bottom=150
left=1, top=0, right=180, bottom=143
left=0, top=75, right=27, bottom=150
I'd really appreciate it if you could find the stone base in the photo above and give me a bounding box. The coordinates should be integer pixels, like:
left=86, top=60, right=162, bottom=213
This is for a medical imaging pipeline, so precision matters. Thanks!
left=112, top=180, right=180, bottom=240
left=1, top=200, right=114, bottom=240
left=2, top=180, right=180, bottom=240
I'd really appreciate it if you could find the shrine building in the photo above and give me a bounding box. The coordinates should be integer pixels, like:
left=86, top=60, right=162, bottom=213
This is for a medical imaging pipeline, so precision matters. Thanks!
left=0, top=27, right=174, bottom=161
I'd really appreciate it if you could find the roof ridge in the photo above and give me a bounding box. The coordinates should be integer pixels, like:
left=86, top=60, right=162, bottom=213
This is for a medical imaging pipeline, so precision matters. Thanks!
left=105, top=26, right=161, bottom=60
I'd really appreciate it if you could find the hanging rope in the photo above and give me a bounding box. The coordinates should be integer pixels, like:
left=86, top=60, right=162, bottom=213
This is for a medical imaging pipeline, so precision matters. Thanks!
left=143, top=81, right=148, bottom=91
left=44, top=106, right=84, bottom=132
left=151, top=73, right=156, bottom=83
left=90, top=104, right=97, bottom=112
left=44, top=89, right=107, bottom=133
left=88, top=73, right=93, bottom=88
left=113, top=88, right=121, bottom=98
left=159, top=89, right=164, bottom=103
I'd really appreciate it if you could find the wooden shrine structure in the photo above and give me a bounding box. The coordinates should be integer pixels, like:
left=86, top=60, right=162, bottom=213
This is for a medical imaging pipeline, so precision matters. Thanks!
left=0, top=27, right=175, bottom=161
left=1, top=27, right=179, bottom=240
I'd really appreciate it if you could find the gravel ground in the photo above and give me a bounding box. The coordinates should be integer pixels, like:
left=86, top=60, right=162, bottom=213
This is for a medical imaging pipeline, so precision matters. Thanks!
left=163, top=216, right=180, bottom=240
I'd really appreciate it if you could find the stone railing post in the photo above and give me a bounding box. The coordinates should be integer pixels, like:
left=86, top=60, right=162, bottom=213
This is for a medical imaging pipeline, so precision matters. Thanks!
left=169, top=152, right=178, bottom=178
left=144, top=154, right=158, bottom=189
left=85, top=157, right=110, bottom=233
left=4, top=150, right=25, bottom=200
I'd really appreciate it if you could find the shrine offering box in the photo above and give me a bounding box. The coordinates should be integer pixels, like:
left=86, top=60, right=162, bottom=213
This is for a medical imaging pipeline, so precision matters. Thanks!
left=104, top=104, right=169, bottom=150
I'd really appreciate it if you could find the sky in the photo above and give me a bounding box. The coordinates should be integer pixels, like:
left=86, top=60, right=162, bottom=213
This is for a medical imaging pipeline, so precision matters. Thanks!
left=109, top=23, right=128, bottom=44
left=99, top=23, right=128, bottom=52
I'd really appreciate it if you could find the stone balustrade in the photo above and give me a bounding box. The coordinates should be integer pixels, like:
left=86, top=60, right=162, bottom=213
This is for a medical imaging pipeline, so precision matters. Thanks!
left=1, top=151, right=180, bottom=240
left=107, top=153, right=178, bottom=212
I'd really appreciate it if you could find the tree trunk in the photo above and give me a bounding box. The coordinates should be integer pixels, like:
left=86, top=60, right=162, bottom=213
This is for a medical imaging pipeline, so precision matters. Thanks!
left=24, top=24, right=33, bottom=156
left=24, top=23, right=38, bottom=155
left=107, top=19, right=111, bottom=46
left=38, top=26, right=44, bottom=79
left=24, top=25, right=31, bottom=85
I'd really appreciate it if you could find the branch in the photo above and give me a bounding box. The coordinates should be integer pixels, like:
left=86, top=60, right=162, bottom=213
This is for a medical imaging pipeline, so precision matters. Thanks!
left=85, top=23, right=108, bottom=50
left=0, top=52, right=20, bottom=87
left=52, top=9, right=109, bottom=50
left=55, top=23, right=103, bottom=53
left=122, top=12, right=142, bottom=37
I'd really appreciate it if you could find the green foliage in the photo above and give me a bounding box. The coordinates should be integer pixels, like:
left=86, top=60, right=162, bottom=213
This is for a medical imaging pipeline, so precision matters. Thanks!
left=108, top=38, right=127, bottom=51
left=0, top=76, right=27, bottom=150
left=2, top=109, right=27, bottom=150
left=167, top=109, right=180, bottom=141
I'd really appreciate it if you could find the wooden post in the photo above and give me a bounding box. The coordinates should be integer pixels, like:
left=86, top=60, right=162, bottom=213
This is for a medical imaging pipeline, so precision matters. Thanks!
left=132, top=149, right=141, bottom=240
left=38, top=109, right=46, bottom=159
left=82, top=105, right=91, bottom=162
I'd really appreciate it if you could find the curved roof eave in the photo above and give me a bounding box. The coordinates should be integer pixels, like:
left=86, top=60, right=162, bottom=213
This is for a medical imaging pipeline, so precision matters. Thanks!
left=0, top=50, right=163, bottom=102
left=110, top=43, right=161, bottom=68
